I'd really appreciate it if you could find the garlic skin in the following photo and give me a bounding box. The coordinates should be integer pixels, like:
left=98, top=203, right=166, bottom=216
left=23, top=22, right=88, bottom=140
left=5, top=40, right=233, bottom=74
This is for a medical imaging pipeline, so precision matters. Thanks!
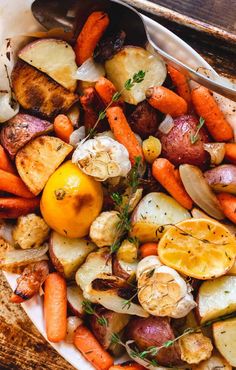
left=0, top=91, right=19, bottom=123
left=72, top=136, right=131, bottom=181
left=89, top=211, right=120, bottom=247
left=137, top=256, right=196, bottom=318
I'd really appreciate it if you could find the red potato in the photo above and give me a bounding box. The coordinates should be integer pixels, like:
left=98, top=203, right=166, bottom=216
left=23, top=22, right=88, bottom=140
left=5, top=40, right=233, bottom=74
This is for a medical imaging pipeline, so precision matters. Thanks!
left=204, top=164, right=236, bottom=195
left=125, top=316, right=182, bottom=367
left=67, top=284, right=85, bottom=317
left=0, top=113, right=53, bottom=158
left=157, top=115, right=209, bottom=167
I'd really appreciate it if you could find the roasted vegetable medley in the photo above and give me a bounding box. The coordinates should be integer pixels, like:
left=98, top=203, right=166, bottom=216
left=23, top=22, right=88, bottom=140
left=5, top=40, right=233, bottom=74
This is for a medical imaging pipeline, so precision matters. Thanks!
left=1, top=7, right=236, bottom=370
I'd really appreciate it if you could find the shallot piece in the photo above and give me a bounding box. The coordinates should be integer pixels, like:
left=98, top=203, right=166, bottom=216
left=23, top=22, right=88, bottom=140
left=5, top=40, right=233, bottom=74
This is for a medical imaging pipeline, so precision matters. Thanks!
left=72, top=136, right=131, bottom=181
left=137, top=256, right=196, bottom=318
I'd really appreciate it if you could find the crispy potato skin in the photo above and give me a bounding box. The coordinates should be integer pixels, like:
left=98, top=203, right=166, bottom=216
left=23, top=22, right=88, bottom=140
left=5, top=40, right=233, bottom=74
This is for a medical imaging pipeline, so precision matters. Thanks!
left=125, top=316, right=182, bottom=366
left=11, top=60, right=78, bottom=119
left=0, top=113, right=53, bottom=158
left=128, top=100, right=160, bottom=139
left=157, top=115, right=209, bottom=167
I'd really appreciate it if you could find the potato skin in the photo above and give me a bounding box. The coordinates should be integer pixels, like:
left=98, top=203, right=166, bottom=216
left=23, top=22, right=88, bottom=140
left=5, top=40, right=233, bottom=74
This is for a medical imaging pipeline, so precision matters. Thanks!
left=128, top=100, right=160, bottom=139
left=157, top=115, right=209, bottom=167
left=125, top=316, right=182, bottom=366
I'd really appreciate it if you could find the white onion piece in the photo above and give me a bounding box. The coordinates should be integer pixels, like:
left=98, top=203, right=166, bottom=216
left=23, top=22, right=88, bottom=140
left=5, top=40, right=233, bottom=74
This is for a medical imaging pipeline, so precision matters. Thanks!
left=0, top=221, right=14, bottom=244
left=74, top=58, right=105, bottom=82
left=65, top=316, right=83, bottom=344
left=203, top=143, right=225, bottom=165
left=125, top=340, right=178, bottom=370
left=158, top=115, right=174, bottom=134
left=69, top=126, right=86, bottom=147
left=0, top=244, right=48, bottom=270
left=0, top=91, right=19, bottom=123
left=179, top=164, right=224, bottom=220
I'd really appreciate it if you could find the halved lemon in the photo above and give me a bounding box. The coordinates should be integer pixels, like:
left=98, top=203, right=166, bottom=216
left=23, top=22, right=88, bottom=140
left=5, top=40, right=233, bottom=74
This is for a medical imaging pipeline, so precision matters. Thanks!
left=158, top=218, right=236, bottom=280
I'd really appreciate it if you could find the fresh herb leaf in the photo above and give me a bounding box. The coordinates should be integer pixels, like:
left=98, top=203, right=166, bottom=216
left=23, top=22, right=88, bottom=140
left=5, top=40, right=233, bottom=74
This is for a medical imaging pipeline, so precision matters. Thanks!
left=82, top=300, right=108, bottom=327
left=190, top=116, right=205, bottom=144
left=111, top=192, right=123, bottom=206
left=111, top=333, right=121, bottom=344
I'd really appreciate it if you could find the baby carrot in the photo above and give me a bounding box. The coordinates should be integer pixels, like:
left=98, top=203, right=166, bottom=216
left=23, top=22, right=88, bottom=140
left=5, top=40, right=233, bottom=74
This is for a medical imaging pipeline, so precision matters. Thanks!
left=106, top=106, right=144, bottom=165
left=191, top=86, right=233, bottom=142
left=139, top=242, right=158, bottom=258
left=74, top=325, right=114, bottom=370
left=216, top=193, right=236, bottom=224
left=167, top=65, right=191, bottom=107
left=0, top=197, right=40, bottom=219
left=44, top=273, right=67, bottom=343
left=225, top=143, right=236, bottom=165
left=0, top=169, right=34, bottom=198
left=75, top=11, right=110, bottom=65
left=152, top=158, right=193, bottom=210
left=109, top=364, right=145, bottom=370
left=0, top=145, right=15, bottom=173
left=54, top=114, right=74, bottom=143
left=146, top=86, right=188, bottom=117
left=95, top=77, right=123, bottom=107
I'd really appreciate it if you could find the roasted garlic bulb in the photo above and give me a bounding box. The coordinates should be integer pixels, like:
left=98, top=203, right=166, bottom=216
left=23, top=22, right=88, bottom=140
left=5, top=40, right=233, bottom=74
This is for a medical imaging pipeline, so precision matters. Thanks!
left=137, top=256, right=196, bottom=318
left=72, top=136, right=131, bottom=181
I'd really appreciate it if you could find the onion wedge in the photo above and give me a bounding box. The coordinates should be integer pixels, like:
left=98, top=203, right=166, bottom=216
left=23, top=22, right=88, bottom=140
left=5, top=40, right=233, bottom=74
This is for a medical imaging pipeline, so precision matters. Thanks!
left=179, top=164, right=224, bottom=220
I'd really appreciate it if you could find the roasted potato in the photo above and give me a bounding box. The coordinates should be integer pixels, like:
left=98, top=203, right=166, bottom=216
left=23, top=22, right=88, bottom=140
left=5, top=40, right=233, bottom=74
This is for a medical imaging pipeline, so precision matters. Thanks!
left=204, top=164, right=236, bottom=195
left=213, top=317, right=236, bottom=367
left=67, top=285, right=85, bottom=317
left=15, top=136, right=73, bottom=195
left=0, top=113, right=53, bottom=158
left=157, top=115, right=209, bottom=167
left=128, top=101, right=160, bottom=139
left=178, top=332, right=213, bottom=364
left=112, top=254, right=137, bottom=280
left=192, top=351, right=232, bottom=370
left=13, top=213, right=50, bottom=249
left=105, top=46, right=166, bottom=105
left=90, top=307, right=130, bottom=349
left=19, top=39, right=78, bottom=91
left=11, top=60, right=78, bottom=119
left=49, top=231, right=96, bottom=279
left=125, top=316, right=182, bottom=366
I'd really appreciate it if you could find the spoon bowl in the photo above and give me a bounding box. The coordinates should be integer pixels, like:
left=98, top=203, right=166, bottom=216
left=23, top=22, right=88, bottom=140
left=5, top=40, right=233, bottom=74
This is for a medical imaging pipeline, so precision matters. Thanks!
left=32, top=0, right=236, bottom=101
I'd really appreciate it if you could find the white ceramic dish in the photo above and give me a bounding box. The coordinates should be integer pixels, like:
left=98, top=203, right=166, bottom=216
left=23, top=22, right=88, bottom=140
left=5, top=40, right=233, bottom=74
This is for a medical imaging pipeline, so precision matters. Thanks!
left=2, top=4, right=216, bottom=370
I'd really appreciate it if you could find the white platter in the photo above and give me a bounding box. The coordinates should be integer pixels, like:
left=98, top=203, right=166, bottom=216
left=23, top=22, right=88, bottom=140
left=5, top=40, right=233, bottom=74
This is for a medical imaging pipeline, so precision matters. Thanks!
left=2, top=2, right=216, bottom=369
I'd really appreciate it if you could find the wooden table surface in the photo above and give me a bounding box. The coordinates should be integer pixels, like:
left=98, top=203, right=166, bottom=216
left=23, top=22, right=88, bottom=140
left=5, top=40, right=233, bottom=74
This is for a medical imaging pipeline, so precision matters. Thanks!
left=1, top=1, right=236, bottom=369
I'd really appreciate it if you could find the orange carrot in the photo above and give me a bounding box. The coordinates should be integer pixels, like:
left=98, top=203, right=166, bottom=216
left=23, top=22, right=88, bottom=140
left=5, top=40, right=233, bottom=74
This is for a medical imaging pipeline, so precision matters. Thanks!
left=95, top=77, right=123, bottom=107
left=75, top=11, right=110, bottom=65
left=225, top=143, right=236, bottom=165
left=0, top=169, right=35, bottom=198
left=139, top=242, right=158, bottom=258
left=191, top=86, right=233, bottom=141
left=167, top=65, right=191, bottom=107
left=54, top=114, right=73, bottom=143
left=0, top=145, right=15, bottom=173
left=216, top=193, right=236, bottom=224
left=80, top=87, right=102, bottom=133
left=106, top=106, right=144, bottom=165
left=0, top=197, right=40, bottom=219
left=152, top=158, right=193, bottom=210
left=109, top=363, right=145, bottom=370
left=44, top=273, right=67, bottom=343
left=74, top=325, right=114, bottom=370
left=146, top=86, right=188, bottom=117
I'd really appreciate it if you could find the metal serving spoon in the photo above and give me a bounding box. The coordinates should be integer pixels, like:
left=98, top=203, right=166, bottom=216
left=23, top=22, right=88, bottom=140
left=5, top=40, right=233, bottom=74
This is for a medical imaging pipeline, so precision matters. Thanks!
left=32, top=0, right=236, bottom=101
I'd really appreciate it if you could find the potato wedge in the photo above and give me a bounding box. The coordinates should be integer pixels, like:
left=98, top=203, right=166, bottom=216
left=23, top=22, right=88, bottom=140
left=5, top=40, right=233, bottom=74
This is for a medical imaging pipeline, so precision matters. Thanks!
left=19, top=39, right=77, bottom=92
left=0, top=113, right=53, bottom=158
left=11, top=60, right=78, bottom=119
left=192, top=351, right=232, bottom=370
left=49, top=231, right=96, bottom=279
left=105, top=46, right=166, bottom=105
left=67, top=285, right=85, bottom=317
left=204, top=165, right=236, bottom=195
left=130, top=192, right=191, bottom=242
left=16, top=136, right=73, bottom=195
left=197, top=276, right=236, bottom=324
left=213, top=317, right=236, bottom=366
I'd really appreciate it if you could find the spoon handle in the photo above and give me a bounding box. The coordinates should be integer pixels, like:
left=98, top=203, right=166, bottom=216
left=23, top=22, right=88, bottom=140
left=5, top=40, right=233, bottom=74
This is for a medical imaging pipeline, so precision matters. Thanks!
left=148, top=39, right=236, bottom=102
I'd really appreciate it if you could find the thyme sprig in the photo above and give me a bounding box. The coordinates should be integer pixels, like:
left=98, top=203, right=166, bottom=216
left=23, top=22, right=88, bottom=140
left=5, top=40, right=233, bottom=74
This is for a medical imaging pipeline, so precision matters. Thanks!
left=110, top=156, right=142, bottom=255
left=82, top=300, right=108, bottom=327
left=190, top=116, right=205, bottom=144
left=82, top=70, right=146, bottom=141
